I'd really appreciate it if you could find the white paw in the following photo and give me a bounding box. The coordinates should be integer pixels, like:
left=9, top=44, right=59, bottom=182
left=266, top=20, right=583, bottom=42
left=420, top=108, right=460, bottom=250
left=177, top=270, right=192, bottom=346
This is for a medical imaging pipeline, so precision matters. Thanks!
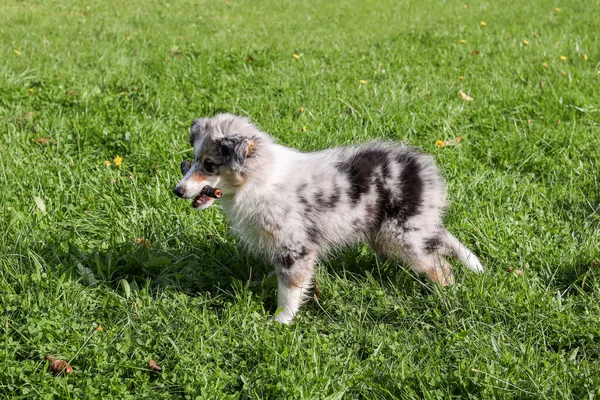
left=275, top=309, right=294, bottom=324
left=472, top=259, right=485, bottom=273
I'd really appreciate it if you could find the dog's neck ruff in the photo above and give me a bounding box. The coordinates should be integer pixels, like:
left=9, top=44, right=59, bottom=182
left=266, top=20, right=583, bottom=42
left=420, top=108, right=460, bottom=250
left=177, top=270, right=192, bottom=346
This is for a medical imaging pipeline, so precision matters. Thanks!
left=219, top=144, right=303, bottom=253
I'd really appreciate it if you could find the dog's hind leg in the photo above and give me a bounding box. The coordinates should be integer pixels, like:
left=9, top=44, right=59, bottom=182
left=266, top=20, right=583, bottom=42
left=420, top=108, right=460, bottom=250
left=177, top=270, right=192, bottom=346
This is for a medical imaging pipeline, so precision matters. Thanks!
left=273, top=248, right=318, bottom=324
left=370, top=227, right=455, bottom=287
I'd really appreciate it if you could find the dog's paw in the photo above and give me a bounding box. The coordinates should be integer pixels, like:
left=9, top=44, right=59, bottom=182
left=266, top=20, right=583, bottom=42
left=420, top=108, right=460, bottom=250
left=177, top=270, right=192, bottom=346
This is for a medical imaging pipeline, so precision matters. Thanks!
left=274, top=309, right=294, bottom=324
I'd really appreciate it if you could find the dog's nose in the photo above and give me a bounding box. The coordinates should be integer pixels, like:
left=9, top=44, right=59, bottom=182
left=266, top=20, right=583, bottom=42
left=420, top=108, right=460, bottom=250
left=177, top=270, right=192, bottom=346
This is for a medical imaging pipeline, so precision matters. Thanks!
left=173, top=186, right=185, bottom=198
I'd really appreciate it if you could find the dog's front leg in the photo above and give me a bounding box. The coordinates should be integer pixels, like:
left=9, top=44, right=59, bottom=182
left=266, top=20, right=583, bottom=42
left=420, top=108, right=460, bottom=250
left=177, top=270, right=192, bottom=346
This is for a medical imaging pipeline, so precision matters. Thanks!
left=274, top=248, right=317, bottom=324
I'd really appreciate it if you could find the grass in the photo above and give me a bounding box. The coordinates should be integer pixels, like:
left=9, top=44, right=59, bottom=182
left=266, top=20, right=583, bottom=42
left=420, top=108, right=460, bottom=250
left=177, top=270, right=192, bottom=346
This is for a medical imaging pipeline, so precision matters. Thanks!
left=1, top=0, right=600, bottom=397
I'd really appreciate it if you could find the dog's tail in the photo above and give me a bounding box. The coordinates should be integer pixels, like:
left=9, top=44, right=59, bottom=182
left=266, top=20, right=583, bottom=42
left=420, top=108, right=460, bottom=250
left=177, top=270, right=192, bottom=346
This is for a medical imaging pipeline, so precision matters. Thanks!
left=443, top=231, right=484, bottom=273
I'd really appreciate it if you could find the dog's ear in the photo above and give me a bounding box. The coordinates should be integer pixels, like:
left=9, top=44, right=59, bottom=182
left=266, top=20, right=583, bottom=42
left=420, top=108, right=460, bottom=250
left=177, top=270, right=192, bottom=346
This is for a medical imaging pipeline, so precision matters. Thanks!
left=189, top=118, right=208, bottom=147
left=216, top=135, right=255, bottom=172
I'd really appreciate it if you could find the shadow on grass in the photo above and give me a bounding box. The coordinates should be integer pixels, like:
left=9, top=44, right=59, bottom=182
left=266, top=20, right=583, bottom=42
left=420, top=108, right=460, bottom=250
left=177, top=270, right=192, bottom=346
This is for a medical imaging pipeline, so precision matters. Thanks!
left=549, top=258, right=600, bottom=297
left=38, top=236, right=441, bottom=319
left=40, top=235, right=277, bottom=305
left=320, top=245, right=431, bottom=294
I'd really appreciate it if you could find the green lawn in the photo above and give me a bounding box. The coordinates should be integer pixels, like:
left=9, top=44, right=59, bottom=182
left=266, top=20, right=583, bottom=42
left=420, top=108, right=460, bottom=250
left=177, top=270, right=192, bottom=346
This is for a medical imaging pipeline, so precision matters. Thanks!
left=2, top=0, right=600, bottom=398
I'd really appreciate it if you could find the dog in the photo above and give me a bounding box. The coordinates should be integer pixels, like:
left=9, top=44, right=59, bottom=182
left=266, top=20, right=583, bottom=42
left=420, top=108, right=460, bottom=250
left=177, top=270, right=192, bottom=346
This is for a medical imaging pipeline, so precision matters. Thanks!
left=174, top=113, right=484, bottom=323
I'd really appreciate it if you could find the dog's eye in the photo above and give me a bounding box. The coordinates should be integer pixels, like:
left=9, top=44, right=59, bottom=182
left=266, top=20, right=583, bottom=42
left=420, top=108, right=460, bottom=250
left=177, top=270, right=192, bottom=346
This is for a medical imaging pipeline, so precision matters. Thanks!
left=204, top=160, right=217, bottom=173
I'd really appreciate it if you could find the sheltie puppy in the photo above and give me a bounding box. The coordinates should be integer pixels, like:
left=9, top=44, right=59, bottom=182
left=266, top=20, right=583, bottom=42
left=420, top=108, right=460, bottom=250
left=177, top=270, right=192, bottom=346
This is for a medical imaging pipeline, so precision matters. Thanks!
left=174, top=114, right=484, bottom=323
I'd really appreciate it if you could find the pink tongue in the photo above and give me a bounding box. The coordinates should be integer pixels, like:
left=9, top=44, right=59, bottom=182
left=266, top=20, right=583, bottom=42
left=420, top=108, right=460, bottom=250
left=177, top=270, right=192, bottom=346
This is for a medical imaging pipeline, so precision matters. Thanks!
left=193, top=194, right=209, bottom=207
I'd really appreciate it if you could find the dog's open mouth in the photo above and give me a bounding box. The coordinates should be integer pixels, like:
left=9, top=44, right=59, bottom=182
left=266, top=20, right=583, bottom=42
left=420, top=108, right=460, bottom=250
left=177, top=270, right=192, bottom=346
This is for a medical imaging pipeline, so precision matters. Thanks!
left=191, top=193, right=214, bottom=209
left=191, top=185, right=222, bottom=209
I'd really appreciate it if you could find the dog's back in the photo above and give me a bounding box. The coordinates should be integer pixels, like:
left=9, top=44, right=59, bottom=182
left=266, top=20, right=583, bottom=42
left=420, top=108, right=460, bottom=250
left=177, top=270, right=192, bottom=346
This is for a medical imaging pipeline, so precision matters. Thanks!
left=226, top=142, right=446, bottom=254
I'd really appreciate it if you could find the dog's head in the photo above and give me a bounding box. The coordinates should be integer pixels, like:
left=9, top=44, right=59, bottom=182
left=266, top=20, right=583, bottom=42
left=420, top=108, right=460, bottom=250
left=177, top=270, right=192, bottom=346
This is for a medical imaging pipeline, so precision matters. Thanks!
left=173, top=113, right=268, bottom=209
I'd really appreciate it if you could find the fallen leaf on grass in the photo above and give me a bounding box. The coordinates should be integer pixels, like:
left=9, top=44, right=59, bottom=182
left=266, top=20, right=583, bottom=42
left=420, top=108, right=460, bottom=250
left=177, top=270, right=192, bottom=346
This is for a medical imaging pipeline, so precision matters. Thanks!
left=470, top=49, right=480, bottom=55
left=135, top=238, right=152, bottom=248
left=444, top=136, right=463, bottom=146
left=436, top=136, right=463, bottom=148
left=19, top=111, right=34, bottom=120
left=458, top=90, right=473, bottom=101
left=33, top=196, right=46, bottom=213
left=148, top=359, right=162, bottom=372
left=67, top=90, right=76, bottom=95
left=32, top=137, right=56, bottom=145
left=508, top=267, right=523, bottom=276
left=45, top=356, right=74, bottom=374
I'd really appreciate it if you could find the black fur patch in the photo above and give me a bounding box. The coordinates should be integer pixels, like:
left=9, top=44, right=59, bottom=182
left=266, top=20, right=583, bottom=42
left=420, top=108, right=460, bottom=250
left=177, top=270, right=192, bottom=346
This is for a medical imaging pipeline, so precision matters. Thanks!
left=313, top=191, right=325, bottom=204
left=423, top=236, right=441, bottom=254
left=396, top=154, right=423, bottom=223
left=368, top=151, right=423, bottom=230
left=306, top=225, right=322, bottom=243
left=217, top=135, right=250, bottom=172
left=325, top=192, right=341, bottom=208
left=298, top=195, right=309, bottom=206
left=336, top=149, right=391, bottom=204
left=274, top=245, right=309, bottom=268
left=189, top=118, right=207, bottom=146
left=297, top=183, right=309, bottom=205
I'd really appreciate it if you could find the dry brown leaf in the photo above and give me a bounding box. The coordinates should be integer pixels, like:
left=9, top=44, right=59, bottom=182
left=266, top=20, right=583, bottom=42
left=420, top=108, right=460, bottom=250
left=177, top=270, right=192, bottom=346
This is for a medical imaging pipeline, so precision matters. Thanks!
left=148, top=358, right=162, bottom=372
left=458, top=91, right=473, bottom=102
left=444, top=136, right=463, bottom=146
left=470, top=49, right=480, bottom=55
left=19, top=111, right=35, bottom=120
left=314, top=281, right=321, bottom=300
left=135, top=238, right=152, bottom=248
left=45, top=356, right=74, bottom=374
left=508, top=267, right=523, bottom=276
left=32, top=137, right=56, bottom=145
left=67, top=90, right=76, bottom=95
